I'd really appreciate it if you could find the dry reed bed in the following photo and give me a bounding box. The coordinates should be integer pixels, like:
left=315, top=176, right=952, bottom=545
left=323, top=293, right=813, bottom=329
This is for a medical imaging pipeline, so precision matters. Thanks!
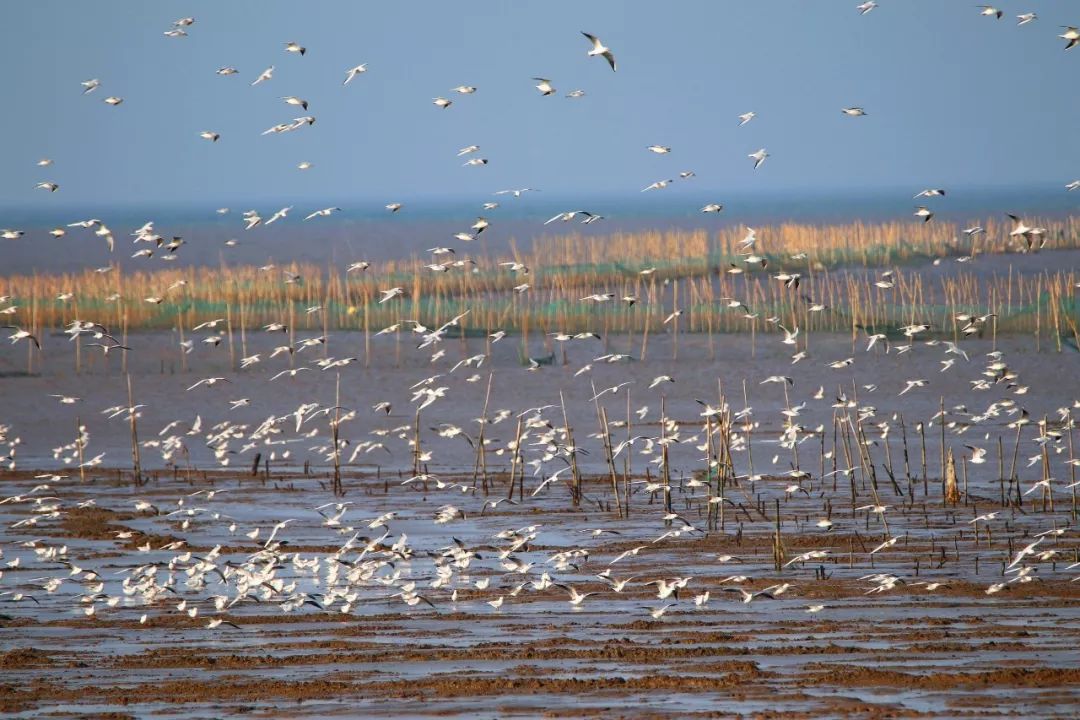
left=1, top=219, right=1078, bottom=347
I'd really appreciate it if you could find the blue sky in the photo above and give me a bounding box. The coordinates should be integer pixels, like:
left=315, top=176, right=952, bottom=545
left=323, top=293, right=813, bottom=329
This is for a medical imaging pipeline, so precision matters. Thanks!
left=1, top=0, right=1078, bottom=212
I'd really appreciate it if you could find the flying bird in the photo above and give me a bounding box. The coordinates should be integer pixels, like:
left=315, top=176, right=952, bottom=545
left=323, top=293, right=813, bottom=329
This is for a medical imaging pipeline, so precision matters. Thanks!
left=642, top=180, right=673, bottom=192
left=533, top=78, right=556, bottom=96
left=1061, top=26, right=1080, bottom=50
left=251, top=66, right=274, bottom=85
left=379, top=287, right=405, bottom=303
left=343, top=64, right=367, bottom=84
left=304, top=207, right=341, bottom=221
left=581, top=32, right=617, bottom=71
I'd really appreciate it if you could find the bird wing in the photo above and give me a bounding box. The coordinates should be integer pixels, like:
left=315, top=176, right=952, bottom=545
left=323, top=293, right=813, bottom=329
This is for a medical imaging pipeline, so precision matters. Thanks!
left=581, top=32, right=601, bottom=49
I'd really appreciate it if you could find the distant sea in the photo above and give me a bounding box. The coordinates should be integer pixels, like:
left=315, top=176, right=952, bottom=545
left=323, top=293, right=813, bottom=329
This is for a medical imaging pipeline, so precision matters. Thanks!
left=2, top=185, right=1076, bottom=274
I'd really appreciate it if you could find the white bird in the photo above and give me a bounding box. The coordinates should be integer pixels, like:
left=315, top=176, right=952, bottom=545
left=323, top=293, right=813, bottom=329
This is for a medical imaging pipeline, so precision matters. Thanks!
left=379, top=287, right=405, bottom=304
left=647, top=145, right=671, bottom=154
left=304, top=207, right=341, bottom=221
left=285, top=41, right=306, bottom=56
left=914, top=206, right=934, bottom=223
left=581, top=32, right=616, bottom=71
left=561, top=585, right=599, bottom=606
left=856, top=1, right=878, bottom=14
left=251, top=66, right=274, bottom=86
left=841, top=107, right=867, bottom=116
left=198, top=131, right=219, bottom=142
left=1016, top=13, right=1036, bottom=26
left=609, top=546, right=646, bottom=565
left=738, top=111, right=756, bottom=126
left=899, top=379, right=928, bottom=395
left=590, top=381, right=634, bottom=402
left=969, top=512, right=998, bottom=524
left=977, top=6, right=1003, bottom=19
left=3, top=326, right=39, bottom=348
left=1061, top=27, right=1080, bottom=50
left=545, top=210, right=596, bottom=225
left=186, top=377, right=229, bottom=392
left=533, top=78, right=556, bottom=96
left=965, top=446, right=988, bottom=464
left=343, top=64, right=367, bottom=84
left=649, top=604, right=675, bottom=620
left=642, top=180, right=673, bottom=192
left=81, top=78, right=100, bottom=94
left=749, top=149, right=769, bottom=169
left=738, top=226, right=757, bottom=249
left=433, top=97, right=453, bottom=109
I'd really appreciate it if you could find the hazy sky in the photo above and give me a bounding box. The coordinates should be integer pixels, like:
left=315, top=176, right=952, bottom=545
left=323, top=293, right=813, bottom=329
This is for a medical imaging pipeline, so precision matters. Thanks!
left=2, top=0, right=1078, bottom=212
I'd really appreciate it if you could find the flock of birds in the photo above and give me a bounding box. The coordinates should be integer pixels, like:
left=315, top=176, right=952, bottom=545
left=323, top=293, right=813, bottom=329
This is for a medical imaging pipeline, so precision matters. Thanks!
left=0, top=6, right=1078, bottom=637
left=4, top=6, right=1079, bottom=254
left=0, top=328, right=1077, bottom=625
